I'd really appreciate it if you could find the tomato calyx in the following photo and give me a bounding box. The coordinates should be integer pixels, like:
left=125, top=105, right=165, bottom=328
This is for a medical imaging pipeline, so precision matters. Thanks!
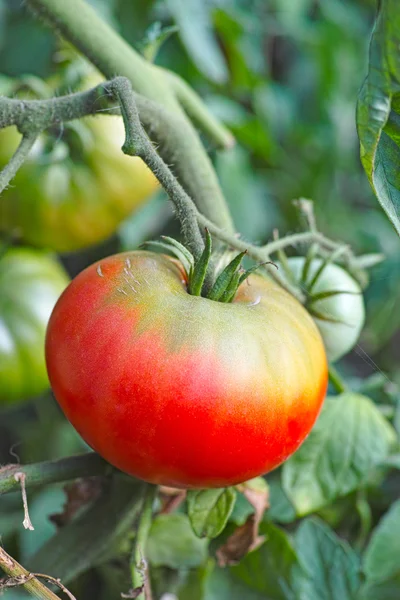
left=143, top=230, right=270, bottom=303
left=285, top=247, right=362, bottom=326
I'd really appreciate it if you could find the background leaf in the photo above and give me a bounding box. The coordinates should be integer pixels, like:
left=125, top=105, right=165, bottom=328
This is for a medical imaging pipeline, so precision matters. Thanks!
left=166, top=0, right=229, bottom=83
left=187, top=487, right=236, bottom=539
left=283, top=393, right=396, bottom=515
left=363, top=500, right=400, bottom=585
left=294, top=518, right=361, bottom=600
left=147, top=513, right=208, bottom=569
left=356, top=0, right=400, bottom=236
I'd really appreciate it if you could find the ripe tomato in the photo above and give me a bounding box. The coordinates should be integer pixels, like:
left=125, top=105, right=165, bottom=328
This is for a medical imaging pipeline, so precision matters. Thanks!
left=0, top=108, right=158, bottom=253
left=0, top=247, right=69, bottom=405
left=46, top=251, right=328, bottom=488
left=283, top=257, right=365, bottom=362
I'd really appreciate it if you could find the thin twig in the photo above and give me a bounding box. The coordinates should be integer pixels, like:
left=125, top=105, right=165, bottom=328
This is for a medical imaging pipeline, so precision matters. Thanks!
left=0, top=133, right=37, bottom=193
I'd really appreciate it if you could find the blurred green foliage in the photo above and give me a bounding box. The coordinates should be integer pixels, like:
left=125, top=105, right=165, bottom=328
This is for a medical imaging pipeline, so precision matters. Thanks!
left=1, top=0, right=400, bottom=599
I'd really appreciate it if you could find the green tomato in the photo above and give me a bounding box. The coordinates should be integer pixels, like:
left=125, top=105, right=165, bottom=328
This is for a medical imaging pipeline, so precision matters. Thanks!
left=0, top=75, right=158, bottom=252
left=0, top=248, right=69, bottom=404
left=284, top=257, right=365, bottom=362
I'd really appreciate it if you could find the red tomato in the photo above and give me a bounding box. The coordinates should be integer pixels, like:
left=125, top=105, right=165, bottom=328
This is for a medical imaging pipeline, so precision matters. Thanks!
left=46, top=252, right=328, bottom=488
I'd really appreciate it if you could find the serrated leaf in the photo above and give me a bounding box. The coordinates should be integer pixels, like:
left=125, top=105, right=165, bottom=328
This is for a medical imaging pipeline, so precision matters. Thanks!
left=282, top=393, right=396, bottom=515
left=147, top=513, right=208, bottom=569
left=166, top=0, right=228, bottom=84
left=356, top=0, right=400, bottom=236
left=187, top=487, right=236, bottom=539
left=294, top=518, right=361, bottom=600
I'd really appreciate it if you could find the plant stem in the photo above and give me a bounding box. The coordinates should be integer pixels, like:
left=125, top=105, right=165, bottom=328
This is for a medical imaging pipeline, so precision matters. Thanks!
left=328, top=366, right=348, bottom=394
left=0, top=547, right=61, bottom=600
left=25, top=0, right=235, bottom=233
left=0, top=133, right=37, bottom=193
left=109, top=77, right=204, bottom=259
left=0, top=452, right=110, bottom=495
left=130, top=484, right=158, bottom=600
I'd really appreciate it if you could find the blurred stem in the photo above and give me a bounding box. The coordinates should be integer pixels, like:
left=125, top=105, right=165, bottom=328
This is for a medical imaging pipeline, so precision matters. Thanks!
left=130, top=484, right=157, bottom=600
left=0, top=547, right=61, bottom=600
left=25, top=0, right=235, bottom=233
left=355, top=489, right=372, bottom=551
left=328, top=366, right=348, bottom=394
left=0, top=133, right=37, bottom=193
left=0, top=452, right=110, bottom=495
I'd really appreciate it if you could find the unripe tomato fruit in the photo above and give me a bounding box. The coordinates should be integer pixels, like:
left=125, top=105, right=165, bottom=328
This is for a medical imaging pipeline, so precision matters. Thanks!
left=0, top=99, right=158, bottom=253
left=284, top=257, right=365, bottom=362
left=0, top=248, right=69, bottom=405
left=46, top=251, right=328, bottom=488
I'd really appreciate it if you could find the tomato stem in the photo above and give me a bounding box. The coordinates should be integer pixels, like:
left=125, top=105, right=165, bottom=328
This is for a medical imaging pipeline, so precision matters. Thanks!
left=328, top=366, right=348, bottom=394
left=0, top=452, right=110, bottom=495
left=0, top=546, right=67, bottom=600
left=130, top=484, right=158, bottom=600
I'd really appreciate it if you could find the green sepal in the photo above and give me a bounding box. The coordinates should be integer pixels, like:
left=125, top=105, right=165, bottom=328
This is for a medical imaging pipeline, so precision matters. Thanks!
left=308, top=289, right=361, bottom=304
left=307, top=246, right=348, bottom=294
left=301, top=243, right=318, bottom=286
left=160, top=236, right=195, bottom=274
left=207, top=251, right=246, bottom=302
left=308, top=307, right=350, bottom=326
left=189, top=229, right=212, bottom=296
left=219, top=270, right=241, bottom=303
left=142, top=238, right=194, bottom=277
left=238, top=261, right=277, bottom=287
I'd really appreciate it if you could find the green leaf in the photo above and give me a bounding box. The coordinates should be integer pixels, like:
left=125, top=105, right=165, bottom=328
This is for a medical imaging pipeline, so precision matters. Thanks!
left=231, top=521, right=298, bottom=600
left=294, top=518, right=361, bottom=600
left=180, top=559, right=265, bottom=600
left=267, top=475, right=297, bottom=524
left=356, top=0, right=400, bottom=236
left=282, top=393, right=396, bottom=515
left=147, top=513, right=208, bottom=569
left=166, top=0, right=228, bottom=84
left=187, top=487, right=236, bottom=539
left=26, top=478, right=144, bottom=583
left=363, top=500, right=400, bottom=585
left=139, top=21, right=179, bottom=62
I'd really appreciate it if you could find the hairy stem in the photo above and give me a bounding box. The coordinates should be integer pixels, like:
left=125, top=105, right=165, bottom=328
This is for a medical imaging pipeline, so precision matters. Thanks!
left=130, top=484, right=158, bottom=600
left=109, top=77, right=204, bottom=259
left=25, top=0, right=235, bottom=233
left=0, top=452, right=110, bottom=495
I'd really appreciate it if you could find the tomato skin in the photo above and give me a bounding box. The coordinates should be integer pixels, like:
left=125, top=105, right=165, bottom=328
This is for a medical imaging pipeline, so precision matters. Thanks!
left=46, top=252, right=328, bottom=488
left=284, top=257, right=365, bottom=362
left=0, top=248, right=69, bottom=405
left=0, top=117, right=158, bottom=253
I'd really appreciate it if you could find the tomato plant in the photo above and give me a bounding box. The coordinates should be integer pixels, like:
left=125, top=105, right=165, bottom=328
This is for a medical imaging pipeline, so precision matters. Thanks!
left=283, top=257, right=365, bottom=362
left=0, top=112, right=158, bottom=253
left=0, top=247, right=69, bottom=405
left=45, top=251, right=328, bottom=488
